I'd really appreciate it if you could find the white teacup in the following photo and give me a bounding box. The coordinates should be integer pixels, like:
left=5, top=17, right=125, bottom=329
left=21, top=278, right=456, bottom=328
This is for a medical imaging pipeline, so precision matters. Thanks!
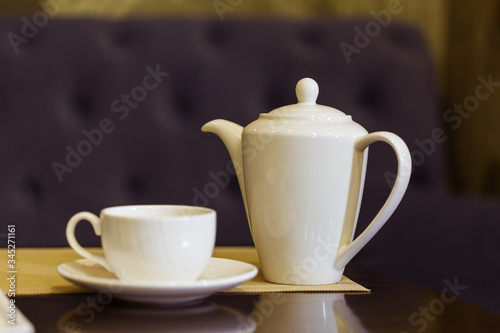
left=66, top=205, right=216, bottom=283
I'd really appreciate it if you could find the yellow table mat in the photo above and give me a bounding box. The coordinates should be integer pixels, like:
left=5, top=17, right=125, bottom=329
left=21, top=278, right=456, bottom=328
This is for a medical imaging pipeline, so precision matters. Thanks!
left=1, top=247, right=369, bottom=295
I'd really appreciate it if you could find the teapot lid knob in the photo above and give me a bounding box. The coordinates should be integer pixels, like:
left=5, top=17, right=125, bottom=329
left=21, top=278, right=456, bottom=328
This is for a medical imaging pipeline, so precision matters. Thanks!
left=296, top=78, right=319, bottom=105
left=266, top=77, right=346, bottom=118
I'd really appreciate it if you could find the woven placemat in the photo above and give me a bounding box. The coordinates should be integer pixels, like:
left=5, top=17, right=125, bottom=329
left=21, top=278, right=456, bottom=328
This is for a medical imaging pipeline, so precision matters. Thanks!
left=0, top=247, right=369, bottom=295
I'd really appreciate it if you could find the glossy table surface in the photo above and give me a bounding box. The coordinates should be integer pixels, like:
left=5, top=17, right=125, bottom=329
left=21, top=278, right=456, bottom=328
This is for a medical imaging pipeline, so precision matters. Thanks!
left=15, top=264, right=500, bottom=333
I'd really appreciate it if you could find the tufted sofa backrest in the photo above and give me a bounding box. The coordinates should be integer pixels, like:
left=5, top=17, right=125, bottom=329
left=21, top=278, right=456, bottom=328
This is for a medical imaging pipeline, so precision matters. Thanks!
left=0, top=17, right=440, bottom=247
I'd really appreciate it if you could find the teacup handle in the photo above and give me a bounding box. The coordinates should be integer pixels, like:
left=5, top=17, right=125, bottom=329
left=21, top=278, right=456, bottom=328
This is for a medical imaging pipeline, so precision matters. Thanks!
left=334, top=132, right=411, bottom=270
left=66, top=212, right=113, bottom=271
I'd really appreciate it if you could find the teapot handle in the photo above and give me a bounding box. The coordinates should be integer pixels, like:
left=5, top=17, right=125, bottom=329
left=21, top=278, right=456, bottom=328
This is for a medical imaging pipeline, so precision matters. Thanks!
left=334, top=132, right=411, bottom=270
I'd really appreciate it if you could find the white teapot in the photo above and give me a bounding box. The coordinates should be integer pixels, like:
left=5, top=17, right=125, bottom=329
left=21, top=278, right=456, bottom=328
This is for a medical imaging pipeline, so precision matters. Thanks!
left=202, top=78, right=411, bottom=285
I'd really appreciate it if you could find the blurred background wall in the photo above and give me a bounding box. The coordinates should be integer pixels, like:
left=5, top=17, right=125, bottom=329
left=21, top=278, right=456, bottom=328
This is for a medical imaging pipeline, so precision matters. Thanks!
left=1, top=0, right=499, bottom=197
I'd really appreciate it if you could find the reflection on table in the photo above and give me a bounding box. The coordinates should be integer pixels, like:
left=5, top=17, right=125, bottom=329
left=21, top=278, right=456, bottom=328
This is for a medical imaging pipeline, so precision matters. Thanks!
left=57, top=299, right=255, bottom=333
left=251, top=294, right=368, bottom=333
left=56, top=292, right=369, bottom=333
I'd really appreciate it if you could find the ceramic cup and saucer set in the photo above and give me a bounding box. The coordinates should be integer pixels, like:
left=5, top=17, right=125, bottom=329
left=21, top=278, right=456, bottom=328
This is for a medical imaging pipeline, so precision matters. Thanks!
left=59, top=78, right=411, bottom=305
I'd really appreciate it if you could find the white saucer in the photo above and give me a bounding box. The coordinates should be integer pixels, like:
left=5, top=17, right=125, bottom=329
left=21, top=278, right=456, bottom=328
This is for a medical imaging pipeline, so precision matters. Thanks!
left=57, top=257, right=258, bottom=305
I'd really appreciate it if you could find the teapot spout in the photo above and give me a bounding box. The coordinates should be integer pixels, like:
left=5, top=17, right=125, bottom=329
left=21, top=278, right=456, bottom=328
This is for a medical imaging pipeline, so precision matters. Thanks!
left=202, top=120, right=251, bottom=233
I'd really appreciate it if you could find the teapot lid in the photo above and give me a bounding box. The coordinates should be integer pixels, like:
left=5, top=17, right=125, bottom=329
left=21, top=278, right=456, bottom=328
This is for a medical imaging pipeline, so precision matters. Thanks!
left=266, top=78, right=347, bottom=120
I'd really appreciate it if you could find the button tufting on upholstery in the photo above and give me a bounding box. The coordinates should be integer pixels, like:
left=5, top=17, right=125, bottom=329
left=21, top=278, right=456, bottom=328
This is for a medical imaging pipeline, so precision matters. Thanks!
left=126, top=174, right=146, bottom=195
left=357, top=82, right=385, bottom=111
left=263, top=86, right=289, bottom=111
left=205, top=24, right=228, bottom=48
left=25, top=177, right=43, bottom=202
left=172, top=90, right=194, bottom=117
left=112, top=29, right=136, bottom=48
left=298, top=27, right=323, bottom=49
left=73, top=94, right=93, bottom=118
left=409, top=167, right=428, bottom=187
left=387, top=28, right=415, bottom=50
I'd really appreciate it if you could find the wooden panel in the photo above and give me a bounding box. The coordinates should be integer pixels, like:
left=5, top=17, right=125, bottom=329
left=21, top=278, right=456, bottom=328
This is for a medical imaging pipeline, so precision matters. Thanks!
left=445, top=0, right=500, bottom=195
